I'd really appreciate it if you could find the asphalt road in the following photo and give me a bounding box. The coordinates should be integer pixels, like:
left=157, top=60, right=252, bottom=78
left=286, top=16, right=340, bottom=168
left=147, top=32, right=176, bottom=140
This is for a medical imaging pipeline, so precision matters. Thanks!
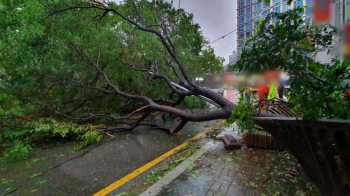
left=1, top=91, right=238, bottom=196
left=1, top=117, right=218, bottom=196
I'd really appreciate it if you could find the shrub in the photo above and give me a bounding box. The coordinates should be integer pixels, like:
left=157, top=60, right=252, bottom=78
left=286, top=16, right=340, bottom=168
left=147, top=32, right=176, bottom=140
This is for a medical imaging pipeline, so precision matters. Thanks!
left=226, top=90, right=259, bottom=133
left=1, top=118, right=103, bottom=161
left=3, top=142, right=32, bottom=162
left=74, top=130, right=104, bottom=151
left=182, top=96, right=207, bottom=109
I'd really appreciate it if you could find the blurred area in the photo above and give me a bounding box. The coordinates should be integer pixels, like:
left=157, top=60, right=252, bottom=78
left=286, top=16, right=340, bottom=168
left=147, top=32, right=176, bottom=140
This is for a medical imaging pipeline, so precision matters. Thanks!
left=310, top=0, right=349, bottom=60
left=341, top=1, right=350, bottom=60
left=199, top=0, right=349, bottom=101
left=202, top=71, right=290, bottom=89
left=202, top=71, right=290, bottom=94
left=306, top=0, right=349, bottom=61
left=199, top=71, right=291, bottom=105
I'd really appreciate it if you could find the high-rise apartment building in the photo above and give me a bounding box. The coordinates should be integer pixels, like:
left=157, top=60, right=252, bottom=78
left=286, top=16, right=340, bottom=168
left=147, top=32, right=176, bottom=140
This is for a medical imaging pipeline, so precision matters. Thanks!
left=229, top=50, right=238, bottom=63
left=236, top=0, right=313, bottom=56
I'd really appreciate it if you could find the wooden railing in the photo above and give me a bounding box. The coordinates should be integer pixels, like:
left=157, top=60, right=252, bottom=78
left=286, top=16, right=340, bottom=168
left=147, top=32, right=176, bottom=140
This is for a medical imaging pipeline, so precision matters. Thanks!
left=254, top=117, right=350, bottom=196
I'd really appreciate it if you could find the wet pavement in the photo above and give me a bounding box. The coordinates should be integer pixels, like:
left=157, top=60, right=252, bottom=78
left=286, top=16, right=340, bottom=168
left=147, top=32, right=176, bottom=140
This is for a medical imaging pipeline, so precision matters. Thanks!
left=155, top=141, right=318, bottom=196
left=0, top=116, right=219, bottom=196
left=1, top=89, right=311, bottom=196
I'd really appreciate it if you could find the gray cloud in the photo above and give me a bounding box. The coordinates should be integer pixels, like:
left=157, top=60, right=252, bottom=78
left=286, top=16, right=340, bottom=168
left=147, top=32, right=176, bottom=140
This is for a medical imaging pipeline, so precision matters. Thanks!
left=113, top=0, right=237, bottom=64
left=170, top=0, right=237, bottom=65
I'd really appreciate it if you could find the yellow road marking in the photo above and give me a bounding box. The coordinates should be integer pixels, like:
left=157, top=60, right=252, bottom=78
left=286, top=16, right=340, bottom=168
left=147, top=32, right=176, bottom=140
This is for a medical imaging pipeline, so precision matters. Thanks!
left=93, top=120, right=225, bottom=196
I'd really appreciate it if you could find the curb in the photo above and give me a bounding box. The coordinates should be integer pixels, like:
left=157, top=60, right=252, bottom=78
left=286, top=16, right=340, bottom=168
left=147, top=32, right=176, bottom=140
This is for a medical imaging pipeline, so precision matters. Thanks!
left=140, top=141, right=221, bottom=196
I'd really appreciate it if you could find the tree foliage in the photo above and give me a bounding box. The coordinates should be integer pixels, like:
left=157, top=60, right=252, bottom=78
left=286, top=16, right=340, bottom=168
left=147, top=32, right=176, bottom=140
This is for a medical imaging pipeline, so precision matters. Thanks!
left=234, top=7, right=350, bottom=120
left=226, top=90, right=259, bottom=132
left=0, top=0, right=225, bottom=161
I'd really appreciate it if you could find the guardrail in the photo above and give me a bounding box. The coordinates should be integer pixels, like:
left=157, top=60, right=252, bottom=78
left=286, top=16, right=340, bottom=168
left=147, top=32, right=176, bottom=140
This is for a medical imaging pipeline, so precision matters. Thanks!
left=254, top=117, right=350, bottom=195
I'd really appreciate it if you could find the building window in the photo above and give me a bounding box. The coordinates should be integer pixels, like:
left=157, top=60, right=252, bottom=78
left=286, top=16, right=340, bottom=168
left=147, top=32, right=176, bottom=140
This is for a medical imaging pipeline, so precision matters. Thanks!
left=305, top=7, right=312, bottom=15
left=273, top=17, right=279, bottom=23
left=239, top=33, right=245, bottom=39
left=246, top=32, right=252, bottom=38
left=246, top=0, right=252, bottom=6
left=239, top=9, right=245, bottom=16
left=274, top=6, right=281, bottom=13
left=255, top=11, right=261, bottom=18
left=239, top=25, right=244, bottom=32
left=296, top=0, right=303, bottom=7
left=246, top=15, right=252, bottom=22
left=238, top=40, right=245, bottom=47
left=239, top=17, right=245, bottom=24
left=254, top=21, right=260, bottom=27
left=263, top=2, right=269, bottom=8
left=273, top=6, right=281, bottom=13
left=247, top=41, right=253, bottom=47
left=246, top=6, right=252, bottom=14
left=273, top=0, right=281, bottom=4
left=246, top=23, right=252, bottom=30
left=283, top=4, right=290, bottom=11
left=256, top=3, right=261, bottom=10
left=306, top=0, right=312, bottom=5
left=239, top=1, right=245, bottom=8
left=263, top=10, right=270, bottom=17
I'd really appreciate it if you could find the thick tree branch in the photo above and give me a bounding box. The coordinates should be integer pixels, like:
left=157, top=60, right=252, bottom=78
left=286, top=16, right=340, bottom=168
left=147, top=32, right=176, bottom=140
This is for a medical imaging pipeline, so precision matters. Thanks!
left=120, top=58, right=194, bottom=96
left=60, top=2, right=195, bottom=87
left=171, top=119, right=188, bottom=134
left=101, top=122, right=172, bottom=133
left=44, top=103, right=150, bottom=123
left=61, top=94, right=107, bottom=105
left=100, top=110, right=152, bottom=132
left=307, top=72, right=328, bottom=84
left=46, top=1, right=241, bottom=135
left=154, top=94, right=186, bottom=108
left=165, top=58, right=183, bottom=82
left=150, top=104, right=231, bottom=122
left=55, top=1, right=234, bottom=108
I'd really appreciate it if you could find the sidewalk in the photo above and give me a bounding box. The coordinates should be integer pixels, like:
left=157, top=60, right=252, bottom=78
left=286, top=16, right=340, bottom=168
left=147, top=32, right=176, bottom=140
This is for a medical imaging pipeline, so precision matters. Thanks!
left=141, top=139, right=318, bottom=196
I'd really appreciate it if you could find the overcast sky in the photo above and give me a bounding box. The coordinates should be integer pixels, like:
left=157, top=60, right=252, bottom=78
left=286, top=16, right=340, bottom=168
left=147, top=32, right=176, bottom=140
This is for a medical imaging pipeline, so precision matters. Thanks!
left=114, top=0, right=237, bottom=64
left=168, top=0, right=237, bottom=65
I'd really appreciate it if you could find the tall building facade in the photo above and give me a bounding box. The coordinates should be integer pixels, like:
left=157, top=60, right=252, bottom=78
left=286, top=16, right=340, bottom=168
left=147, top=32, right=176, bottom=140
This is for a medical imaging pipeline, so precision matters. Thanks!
left=236, top=0, right=313, bottom=56
left=229, top=50, right=238, bottom=63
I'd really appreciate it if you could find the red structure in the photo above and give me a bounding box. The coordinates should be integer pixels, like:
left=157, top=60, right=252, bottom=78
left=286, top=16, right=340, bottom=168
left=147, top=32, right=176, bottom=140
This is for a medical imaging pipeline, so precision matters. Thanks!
left=344, top=23, right=350, bottom=58
left=313, top=0, right=331, bottom=24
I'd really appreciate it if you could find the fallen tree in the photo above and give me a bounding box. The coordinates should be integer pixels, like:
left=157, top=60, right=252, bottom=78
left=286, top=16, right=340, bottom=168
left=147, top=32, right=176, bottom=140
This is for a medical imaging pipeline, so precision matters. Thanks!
left=1, top=0, right=238, bottom=160
left=44, top=0, right=239, bottom=135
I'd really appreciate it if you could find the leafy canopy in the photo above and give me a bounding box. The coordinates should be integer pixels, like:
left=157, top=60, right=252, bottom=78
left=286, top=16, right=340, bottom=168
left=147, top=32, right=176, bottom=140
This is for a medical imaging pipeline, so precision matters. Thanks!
left=0, top=0, right=224, bottom=161
left=234, top=7, right=349, bottom=120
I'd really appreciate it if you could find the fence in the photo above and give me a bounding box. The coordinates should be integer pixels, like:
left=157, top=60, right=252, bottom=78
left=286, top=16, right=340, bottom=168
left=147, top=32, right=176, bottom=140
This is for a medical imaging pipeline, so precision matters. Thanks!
left=254, top=117, right=350, bottom=195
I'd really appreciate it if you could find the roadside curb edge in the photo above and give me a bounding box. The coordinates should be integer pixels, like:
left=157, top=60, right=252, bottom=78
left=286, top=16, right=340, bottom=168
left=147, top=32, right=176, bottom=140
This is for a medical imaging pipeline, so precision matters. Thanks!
left=139, top=141, right=221, bottom=196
